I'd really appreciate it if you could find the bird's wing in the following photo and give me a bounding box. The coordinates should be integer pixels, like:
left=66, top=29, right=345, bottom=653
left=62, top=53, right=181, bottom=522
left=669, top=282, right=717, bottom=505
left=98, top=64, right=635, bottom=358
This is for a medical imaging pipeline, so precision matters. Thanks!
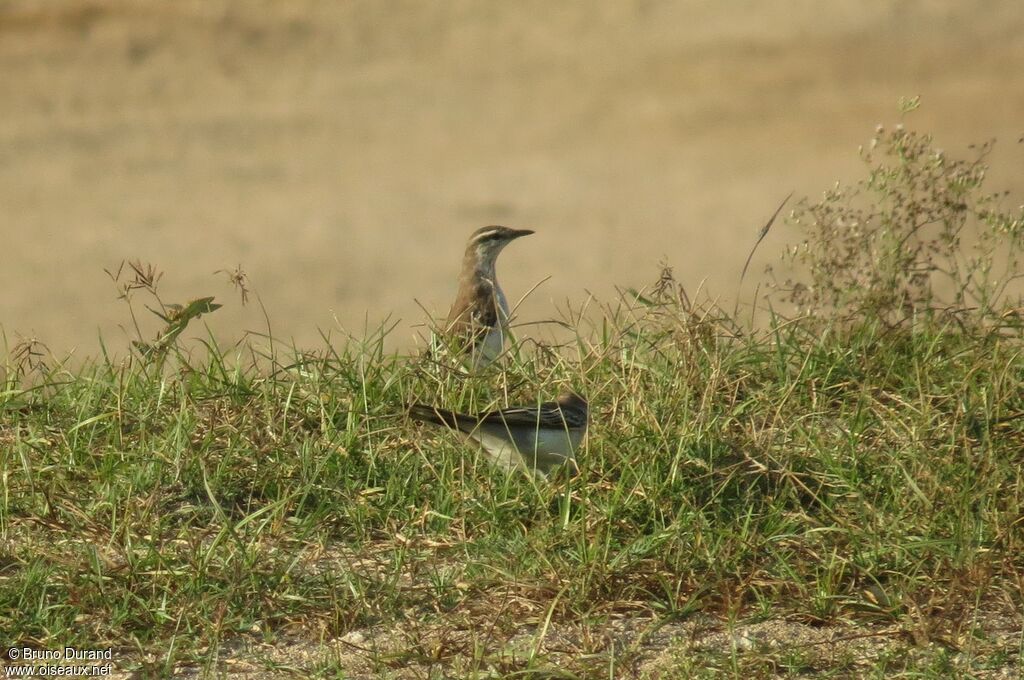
left=414, top=400, right=586, bottom=434
left=445, top=282, right=499, bottom=334
left=408, top=404, right=478, bottom=433
left=478, top=402, right=580, bottom=429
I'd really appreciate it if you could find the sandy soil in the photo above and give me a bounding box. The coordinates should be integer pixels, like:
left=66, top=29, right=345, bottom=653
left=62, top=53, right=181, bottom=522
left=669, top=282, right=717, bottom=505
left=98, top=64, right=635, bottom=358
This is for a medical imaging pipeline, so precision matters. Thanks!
left=2, top=0, right=1024, bottom=358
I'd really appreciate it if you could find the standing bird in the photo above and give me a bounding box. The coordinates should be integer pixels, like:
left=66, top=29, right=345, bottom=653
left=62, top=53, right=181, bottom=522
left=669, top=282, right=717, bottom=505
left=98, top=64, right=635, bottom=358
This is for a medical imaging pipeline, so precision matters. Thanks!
left=408, top=391, right=588, bottom=477
left=442, top=226, right=534, bottom=368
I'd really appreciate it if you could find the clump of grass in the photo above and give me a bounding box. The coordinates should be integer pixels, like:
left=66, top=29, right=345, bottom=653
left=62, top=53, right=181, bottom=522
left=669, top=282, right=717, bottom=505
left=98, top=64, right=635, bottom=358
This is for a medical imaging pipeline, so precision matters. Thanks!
left=105, top=260, right=223, bottom=363
left=774, top=98, right=1024, bottom=329
left=1, top=116, right=1022, bottom=677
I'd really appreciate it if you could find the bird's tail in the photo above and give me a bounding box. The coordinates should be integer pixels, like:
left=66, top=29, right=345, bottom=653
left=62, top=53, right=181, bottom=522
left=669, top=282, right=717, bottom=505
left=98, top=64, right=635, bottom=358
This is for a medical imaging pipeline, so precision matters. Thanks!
left=408, top=403, right=471, bottom=431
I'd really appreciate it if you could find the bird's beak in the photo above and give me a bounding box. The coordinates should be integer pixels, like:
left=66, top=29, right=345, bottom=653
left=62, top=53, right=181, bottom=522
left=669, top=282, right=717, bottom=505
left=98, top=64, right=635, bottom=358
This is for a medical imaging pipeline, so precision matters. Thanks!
left=509, top=228, right=535, bottom=239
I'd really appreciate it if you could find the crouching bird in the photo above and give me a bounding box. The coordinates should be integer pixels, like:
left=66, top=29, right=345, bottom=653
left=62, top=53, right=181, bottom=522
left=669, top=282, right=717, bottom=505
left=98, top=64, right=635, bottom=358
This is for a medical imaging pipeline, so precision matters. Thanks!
left=408, top=391, right=587, bottom=478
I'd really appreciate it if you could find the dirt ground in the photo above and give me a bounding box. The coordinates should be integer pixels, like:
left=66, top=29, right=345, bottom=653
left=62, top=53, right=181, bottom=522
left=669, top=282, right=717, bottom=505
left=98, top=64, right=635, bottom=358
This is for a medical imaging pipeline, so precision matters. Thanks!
left=169, top=613, right=1024, bottom=679
left=87, top=601, right=1024, bottom=678
left=2, top=0, right=1024, bottom=358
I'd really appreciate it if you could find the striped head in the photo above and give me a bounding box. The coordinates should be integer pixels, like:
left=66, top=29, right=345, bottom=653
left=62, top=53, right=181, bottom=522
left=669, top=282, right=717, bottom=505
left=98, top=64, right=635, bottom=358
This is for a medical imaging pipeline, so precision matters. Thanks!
left=464, top=226, right=534, bottom=271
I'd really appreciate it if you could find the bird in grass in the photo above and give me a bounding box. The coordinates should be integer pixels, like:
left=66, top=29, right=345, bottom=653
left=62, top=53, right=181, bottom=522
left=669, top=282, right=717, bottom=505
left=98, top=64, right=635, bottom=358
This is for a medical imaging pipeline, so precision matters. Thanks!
left=408, top=391, right=588, bottom=477
left=441, top=226, right=534, bottom=368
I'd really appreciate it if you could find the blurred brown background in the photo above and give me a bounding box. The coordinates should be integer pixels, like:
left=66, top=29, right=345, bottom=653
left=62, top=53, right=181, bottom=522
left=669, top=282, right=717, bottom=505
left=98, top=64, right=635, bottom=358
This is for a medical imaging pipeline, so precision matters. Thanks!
left=2, top=0, right=1023, bottom=358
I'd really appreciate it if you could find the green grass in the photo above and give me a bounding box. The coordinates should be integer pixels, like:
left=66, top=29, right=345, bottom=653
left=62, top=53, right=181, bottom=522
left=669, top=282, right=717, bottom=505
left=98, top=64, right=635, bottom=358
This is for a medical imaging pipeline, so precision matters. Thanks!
left=1, top=291, right=1022, bottom=677
left=2, top=118, right=1023, bottom=677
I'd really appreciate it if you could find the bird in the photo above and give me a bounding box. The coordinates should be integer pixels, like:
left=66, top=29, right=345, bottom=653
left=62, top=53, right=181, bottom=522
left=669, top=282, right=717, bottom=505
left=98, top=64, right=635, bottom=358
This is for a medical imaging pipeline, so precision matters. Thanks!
left=441, top=226, right=534, bottom=368
left=408, top=391, right=588, bottom=477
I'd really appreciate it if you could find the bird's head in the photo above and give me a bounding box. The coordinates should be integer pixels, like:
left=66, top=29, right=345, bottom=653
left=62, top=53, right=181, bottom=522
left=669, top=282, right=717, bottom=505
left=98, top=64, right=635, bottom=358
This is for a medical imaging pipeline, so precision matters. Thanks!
left=465, top=226, right=534, bottom=269
left=556, top=390, right=588, bottom=417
